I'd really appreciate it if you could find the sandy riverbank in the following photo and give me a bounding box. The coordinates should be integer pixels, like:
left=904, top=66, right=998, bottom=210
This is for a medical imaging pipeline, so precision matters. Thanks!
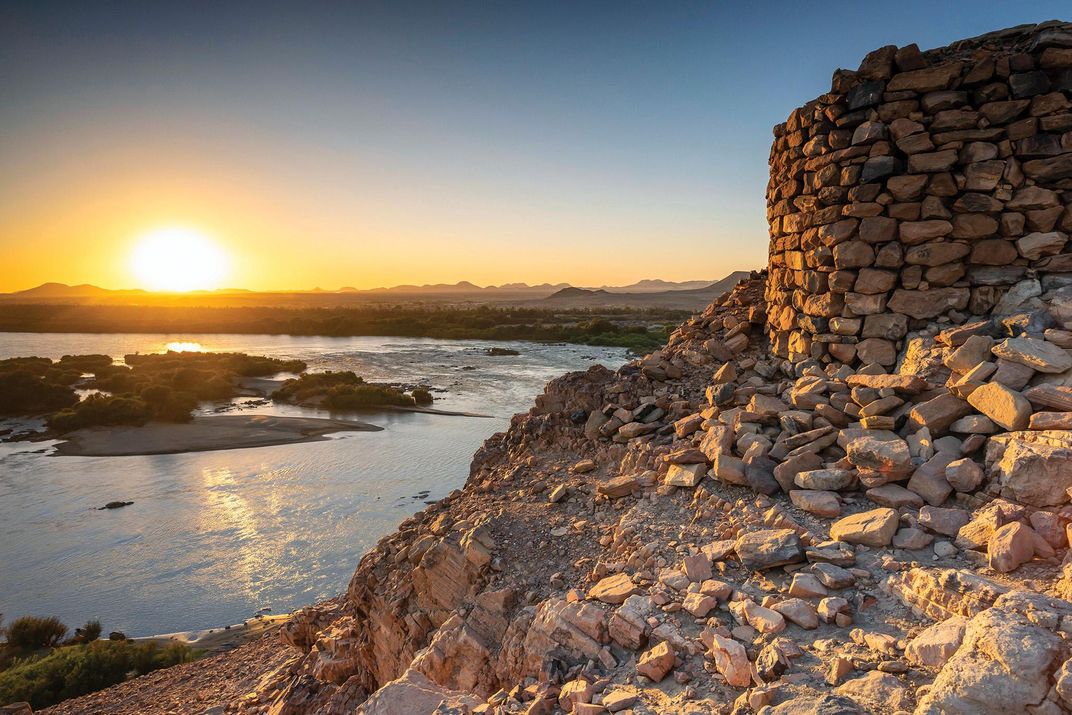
left=133, top=613, right=292, bottom=655
left=52, top=414, right=381, bottom=457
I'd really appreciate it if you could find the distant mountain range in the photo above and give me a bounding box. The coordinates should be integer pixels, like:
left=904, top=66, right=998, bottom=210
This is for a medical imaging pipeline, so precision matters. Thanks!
left=9, top=282, right=252, bottom=298
left=0, top=273, right=753, bottom=311
left=6, top=277, right=744, bottom=298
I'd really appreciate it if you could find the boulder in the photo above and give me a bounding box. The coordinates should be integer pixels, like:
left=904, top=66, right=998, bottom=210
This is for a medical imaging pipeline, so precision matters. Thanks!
left=597, top=474, right=640, bottom=499
left=795, top=468, right=855, bottom=491
left=356, top=669, right=483, bottom=715
left=709, top=633, right=751, bottom=687
left=919, top=505, right=971, bottom=536
left=636, top=641, right=675, bottom=682
left=587, top=573, right=637, bottom=605
left=916, top=595, right=1068, bottom=714
left=835, top=670, right=913, bottom=712
left=830, top=508, right=899, bottom=547
left=992, top=337, right=1072, bottom=373
left=665, top=463, right=706, bottom=488
left=773, top=598, right=820, bottom=629
left=967, top=382, right=1032, bottom=431
left=845, top=435, right=912, bottom=472
left=734, top=529, right=805, bottom=570
left=991, top=437, right=1072, bottom=507
left=790, top=489, right=841, bottom=517
left=988, top=522, right=1036, bottom=573
left=906, top=393, right=973, bottom=434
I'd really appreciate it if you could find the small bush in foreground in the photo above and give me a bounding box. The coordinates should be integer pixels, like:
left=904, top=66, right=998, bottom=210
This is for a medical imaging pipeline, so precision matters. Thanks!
left=0, top=640, right=192, bottom=709
left=4, top=616, right=67, bottom=652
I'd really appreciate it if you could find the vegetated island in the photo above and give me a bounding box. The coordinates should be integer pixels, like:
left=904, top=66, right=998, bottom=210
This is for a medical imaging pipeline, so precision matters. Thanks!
left=0, top=352, right=441, bottom=456
left=0, top=304, right=684, bottom=352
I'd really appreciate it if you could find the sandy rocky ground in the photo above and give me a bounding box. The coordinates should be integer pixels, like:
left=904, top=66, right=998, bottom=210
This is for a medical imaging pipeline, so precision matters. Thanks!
left=16, top=270, right=1072, bottom=715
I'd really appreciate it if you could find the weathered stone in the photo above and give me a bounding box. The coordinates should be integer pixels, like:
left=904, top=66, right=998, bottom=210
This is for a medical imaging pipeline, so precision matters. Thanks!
left=846, top=435, right=912, bottom=472
left=887, top=62, right=963, bottom=92
left=734, top=529, right=805, bottom=570
left=665, top=462, right=706, bottom=488
left=899, top=219, right=953, bottom=243
left=991, top=437, right=1072, bottom=507
left=992, top=337, right=1072, bottom=373
left=867, top=484, right=924, bottom=509
left=836, top=670, right=913, bottom=712
left=905, top=616, right=967, bottom=667
left=967, top=382, right=1033, bottom=431
left=945, top=458, right=984, bottom=492
left=741, top=599, right=786, bottom=634
left=988, top=522, right=1036, bottom=573
left=790, top=489, right=841, bottom=517
left=772, top=598, right=819, bottom=629
left=789, top=572, right=828, bottom=598
left=907, top=452, right=957, bottom=506
left=830, top=508, right=899, bottom=547
left=795, top=468, right=854, bottom=491
left=919, top=505, right=971, bottom=536
left=904, top=244, right=973, bottom=270
left=888, top=287, right=969, bottom=319
left=916, top=596, right=1067, bottom=714
left=709, top=634, right=751, bottom=687
left=682, top=592, right=717, bottom=618
left=906, top=393, right=973, bottom=434
left=636, top=640, right=675, bottom=682
left=597, top=474, right=640, bottom=499
left=588, top=573, right=637, bottom=605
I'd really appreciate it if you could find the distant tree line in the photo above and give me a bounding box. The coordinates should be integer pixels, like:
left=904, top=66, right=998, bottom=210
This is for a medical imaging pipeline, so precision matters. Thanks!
left=0, top=304, right=682, bottom=351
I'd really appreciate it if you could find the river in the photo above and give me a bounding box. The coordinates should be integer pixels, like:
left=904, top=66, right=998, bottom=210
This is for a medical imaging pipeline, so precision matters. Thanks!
left=0, top=333, right=627, bottom=636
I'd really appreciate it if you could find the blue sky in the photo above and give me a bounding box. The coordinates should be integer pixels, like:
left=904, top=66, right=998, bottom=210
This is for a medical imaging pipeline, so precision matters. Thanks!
left=1, top=1, right=1069, bottom=290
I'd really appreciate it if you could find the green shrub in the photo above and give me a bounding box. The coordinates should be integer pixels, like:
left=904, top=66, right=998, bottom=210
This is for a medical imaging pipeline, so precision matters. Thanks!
left=4, top=616, right=67, bottom=651
left=0, top=640, right=192, bottom=709
left=57, top=355, right=115, bottom=373
left=274, top=371, right=414, bottom=408
left=272, top=371, right=364, bottom=403
left=0, top=372, right=78, bottom=416
left=411, top=388, right=433, bottom=405
left=67, top=620, right=102, bottom=645
left=48, top=395, right=152, bottom=432
left=323, top=384, right=414, bottom=409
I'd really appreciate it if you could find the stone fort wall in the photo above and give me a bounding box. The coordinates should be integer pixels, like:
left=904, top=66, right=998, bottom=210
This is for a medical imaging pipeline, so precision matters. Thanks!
left=766, top=21, right=1072, bottom=365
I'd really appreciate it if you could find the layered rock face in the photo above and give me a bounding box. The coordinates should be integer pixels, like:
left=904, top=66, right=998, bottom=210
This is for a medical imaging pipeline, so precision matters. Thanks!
left=766, top=21, right=1072, bottom=366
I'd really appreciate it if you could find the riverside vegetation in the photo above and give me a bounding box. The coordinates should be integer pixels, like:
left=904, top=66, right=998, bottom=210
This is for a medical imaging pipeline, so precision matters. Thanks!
left=0, top=351, right=436, bottom=434
left=0, top=616, right=191, bottom=710
left=0, top=305, right=681, bottom=352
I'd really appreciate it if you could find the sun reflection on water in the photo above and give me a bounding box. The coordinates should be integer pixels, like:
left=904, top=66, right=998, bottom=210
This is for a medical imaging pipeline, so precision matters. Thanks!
left=199, top=466, right=274, bottom=600
left=165, top=341, right=205, bottom=353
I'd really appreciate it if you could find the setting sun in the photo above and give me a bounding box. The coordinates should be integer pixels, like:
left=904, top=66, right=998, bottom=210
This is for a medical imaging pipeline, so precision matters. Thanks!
left=130, top=227, right=230, bottom=292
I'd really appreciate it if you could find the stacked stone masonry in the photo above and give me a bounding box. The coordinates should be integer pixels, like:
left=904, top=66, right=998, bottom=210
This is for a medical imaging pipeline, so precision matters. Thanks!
left=767, top=20, right=1072, bottom=365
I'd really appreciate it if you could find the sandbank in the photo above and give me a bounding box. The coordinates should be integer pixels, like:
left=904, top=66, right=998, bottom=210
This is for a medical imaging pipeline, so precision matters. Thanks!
left=52, top=414, right=381, bottom=457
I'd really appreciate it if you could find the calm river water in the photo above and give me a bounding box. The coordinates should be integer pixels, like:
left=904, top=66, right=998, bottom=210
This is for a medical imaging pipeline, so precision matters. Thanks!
left=0, top=333, right=627, bottom=636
